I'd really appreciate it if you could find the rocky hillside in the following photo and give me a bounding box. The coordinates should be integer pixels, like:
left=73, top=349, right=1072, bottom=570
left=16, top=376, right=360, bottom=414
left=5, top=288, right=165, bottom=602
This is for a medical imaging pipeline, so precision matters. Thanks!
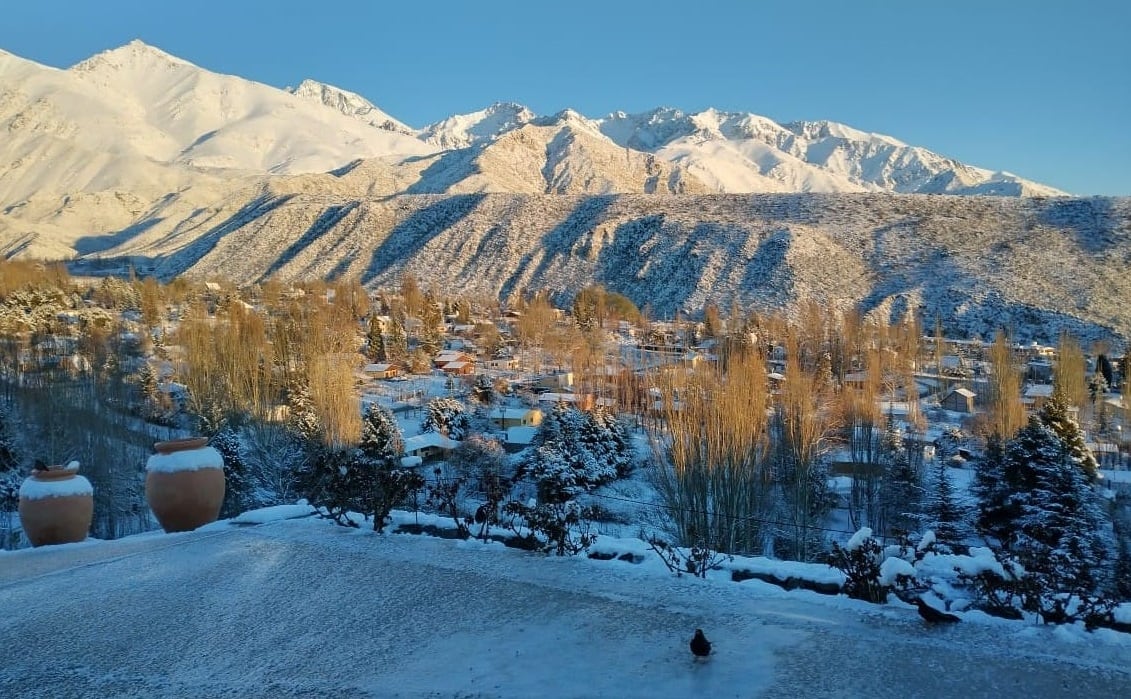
left=75, top=189, right=1131, bottom=344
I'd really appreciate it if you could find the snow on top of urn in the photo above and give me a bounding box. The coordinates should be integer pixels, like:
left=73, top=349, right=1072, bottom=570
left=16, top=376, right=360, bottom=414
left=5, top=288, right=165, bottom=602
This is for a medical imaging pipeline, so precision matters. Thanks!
left=146, top=446, right=224, bottom=473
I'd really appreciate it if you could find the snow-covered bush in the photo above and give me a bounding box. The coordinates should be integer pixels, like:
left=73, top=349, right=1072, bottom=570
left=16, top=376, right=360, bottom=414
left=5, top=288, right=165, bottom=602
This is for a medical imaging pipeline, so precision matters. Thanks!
left=826, top=528, right=888, bottom=603
left=421, top=397, right=471, bottom=440
left=647, top=535, right=732, bottom=578
left=502, top=499, right=597, bottom=556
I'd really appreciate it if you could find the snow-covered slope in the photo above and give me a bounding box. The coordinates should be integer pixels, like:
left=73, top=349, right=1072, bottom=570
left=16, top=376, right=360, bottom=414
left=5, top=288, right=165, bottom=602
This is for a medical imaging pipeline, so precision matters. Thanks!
left=596, top=108, right=1064, bottom=196
left=420, top=102, right=537, bottom=150
left=78, top=190, right=1126, bottom=345
left=404, top=109, right=708, bottom=194
left=287, top=79, right=416, bottom=135
left=66, top=40, right=432, bottom=173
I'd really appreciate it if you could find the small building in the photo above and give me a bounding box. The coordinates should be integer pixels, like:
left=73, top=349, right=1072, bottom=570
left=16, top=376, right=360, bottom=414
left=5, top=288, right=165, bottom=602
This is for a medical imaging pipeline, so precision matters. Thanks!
left=941, top=388, right=976, bottom=413
left=364, top=363, right=401, bottom=380
left=487, top=356, right=519, bottom=371
left=536, top=372, right=574, bottom=390
left=537, top=392, right=595, bottom=411
left=403, top=432, right=461, bottom=460
left=434, top=351, right=474, bottom=369
left=490, top=407, right=543, bottom=430
left=1022, top=384, right=1054, bottom=412
left=442, top=360, right=475, bottom=376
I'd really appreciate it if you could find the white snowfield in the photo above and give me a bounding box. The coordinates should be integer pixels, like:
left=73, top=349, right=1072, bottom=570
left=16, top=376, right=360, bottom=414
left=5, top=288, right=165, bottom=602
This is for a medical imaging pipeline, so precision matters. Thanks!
left=1, top=516, right=1128, bottom=698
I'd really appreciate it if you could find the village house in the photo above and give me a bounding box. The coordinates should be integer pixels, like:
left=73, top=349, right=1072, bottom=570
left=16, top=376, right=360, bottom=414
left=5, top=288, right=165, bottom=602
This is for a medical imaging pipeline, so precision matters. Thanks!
left=1022, top=384, right=1054, bottom=412
left=941, top=387, right=976, bottom=413
left=487, top=356, right=519, bottom=370
left=363, top=363, right=401, bottom=380
left=535, top=372, right=574, bottom=390
left=489, top=407, right=543, bottom=430
left=537, top=392, right=595, bottom=411
left=403, top=432, right=461, bottom=460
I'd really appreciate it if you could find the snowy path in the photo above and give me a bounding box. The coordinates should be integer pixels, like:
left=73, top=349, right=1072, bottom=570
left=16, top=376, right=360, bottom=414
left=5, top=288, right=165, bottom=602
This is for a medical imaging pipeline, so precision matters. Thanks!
left=1, top=519, right=1128, bottom=698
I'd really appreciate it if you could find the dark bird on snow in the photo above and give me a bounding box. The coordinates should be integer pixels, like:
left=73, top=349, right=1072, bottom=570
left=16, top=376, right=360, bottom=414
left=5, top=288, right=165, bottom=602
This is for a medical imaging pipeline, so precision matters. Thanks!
left=690, top=629, right=712, bottom=657
left=915, top=597, right=960, bottom=624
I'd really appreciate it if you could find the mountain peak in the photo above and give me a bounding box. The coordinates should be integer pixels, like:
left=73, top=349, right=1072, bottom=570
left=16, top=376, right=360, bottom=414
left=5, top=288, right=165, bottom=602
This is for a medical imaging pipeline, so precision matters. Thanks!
left=286, top=79, right=415, bottom=135
left=70, top=39, right=193, bottom=73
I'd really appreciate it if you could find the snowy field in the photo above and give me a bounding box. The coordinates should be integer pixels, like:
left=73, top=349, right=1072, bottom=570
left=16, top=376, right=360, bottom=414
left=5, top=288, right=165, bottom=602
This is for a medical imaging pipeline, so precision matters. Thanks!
left=2, top=513, right=1129, bottom=699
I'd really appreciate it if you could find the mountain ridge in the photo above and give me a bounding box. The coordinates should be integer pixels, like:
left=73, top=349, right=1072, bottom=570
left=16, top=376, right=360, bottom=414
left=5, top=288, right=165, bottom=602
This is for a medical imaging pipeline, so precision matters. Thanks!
left=5, top=40, right=1126, bottom=344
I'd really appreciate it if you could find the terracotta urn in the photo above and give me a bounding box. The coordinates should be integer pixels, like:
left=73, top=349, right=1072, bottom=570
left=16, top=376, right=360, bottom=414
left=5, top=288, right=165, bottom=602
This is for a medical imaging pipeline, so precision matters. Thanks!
left=18, top=461, right=94, bottom=547
left=145, top=438, right=225, bottom=533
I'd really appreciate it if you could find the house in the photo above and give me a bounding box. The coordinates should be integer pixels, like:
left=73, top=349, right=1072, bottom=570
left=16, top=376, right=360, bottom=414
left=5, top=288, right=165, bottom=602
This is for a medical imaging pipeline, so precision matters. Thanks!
left=403, top=432, right=461, bottom=460
left=434, top=351, right=473, bottom=369
left=363, top=363, right=401, bottom=380
left=489, top=407, right=543, bottom=430
left=536, top=372, right=574, bottom=390
left=441, top=360, right=475, bottom=376
left=941, top=388, right=976, bottom=413
left=537, top=392, right=595, bottom=411
left=1022, top=384, right=1054, bottom=412
left=487, top=356, right=519, bottom=370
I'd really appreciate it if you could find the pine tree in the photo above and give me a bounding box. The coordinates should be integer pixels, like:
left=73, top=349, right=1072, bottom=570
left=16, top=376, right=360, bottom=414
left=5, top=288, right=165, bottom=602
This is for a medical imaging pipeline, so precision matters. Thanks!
left=420, top=294, right=444, bottom=357
left=366, top=316, right=387, bottom=362
left=359, top=403, right=405, bottom=466
left=285, top=381, right=322, bottom=447
left=519, top=402, right=632, bottom=503
left=471, top=374, right=494, bottom=405
left=878, top=419, right=921, bottom=537
left=212, top=427, right=255, bottom=519
left=386, top=317, right=408, bottom=364
left=921, top=459, right=969, bottom=550
left=0, top=403, right=24, bottom=513
left=973, top=433, right=1010, bottom=542
left=980, top=417, right=1109, bottom=596
left=1038, top=388, right=1099, bottom=479
left=420, top=397, right=470, bottom=441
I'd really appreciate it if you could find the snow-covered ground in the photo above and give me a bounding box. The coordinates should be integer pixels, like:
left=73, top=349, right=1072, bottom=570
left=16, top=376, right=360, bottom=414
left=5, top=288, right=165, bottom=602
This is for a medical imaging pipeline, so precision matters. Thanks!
left=1, top=511, right=1128, bottom=698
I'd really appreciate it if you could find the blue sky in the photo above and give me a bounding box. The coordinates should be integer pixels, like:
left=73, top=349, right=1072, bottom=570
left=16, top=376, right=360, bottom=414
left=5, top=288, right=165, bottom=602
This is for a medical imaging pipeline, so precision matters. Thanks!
left=2, top=0, right=1128, bottom=195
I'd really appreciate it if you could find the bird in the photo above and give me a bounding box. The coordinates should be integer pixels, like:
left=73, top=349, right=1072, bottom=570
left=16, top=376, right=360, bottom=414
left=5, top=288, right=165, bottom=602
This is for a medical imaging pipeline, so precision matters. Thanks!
left=689, top=629, right=712, bottom=658
left=914, top=597, right=960, bottom=624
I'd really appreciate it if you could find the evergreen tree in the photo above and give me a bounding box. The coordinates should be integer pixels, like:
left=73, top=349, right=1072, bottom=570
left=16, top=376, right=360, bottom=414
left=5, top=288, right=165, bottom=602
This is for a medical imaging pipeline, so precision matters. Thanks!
left=285, top=381, right=322, bottom=447
left=212, top=427, right=255, bottom=519
left=878, top=419, right=921, bottom=537
left=358, top=403, right=405, bottom=466
left=519, top=402, right=632, bottom=503
left=471, top=374, right=494, bottom=405
left=1038, top=388, right=1099, bottom=479
left=973, top=433, right=1010, bottom=541
left=386, top=317, right=408, bottom=364
left=419, top=294, right=444, bottom=356
left=366, top=316, right=387, bottom=362
left=420, top=397, right=470, bottom=441
left=921, top=459, right=969, bottom=550
left=0, top=403, right=24, bottom=513
left=979, top=417, right=1109, bottom=596
left=1096, top=354, right=1115, bottom=390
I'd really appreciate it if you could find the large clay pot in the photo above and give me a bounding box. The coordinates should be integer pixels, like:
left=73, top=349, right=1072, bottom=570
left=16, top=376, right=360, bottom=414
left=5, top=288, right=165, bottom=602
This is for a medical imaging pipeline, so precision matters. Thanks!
left=145, top=438, right=225, bottom=533
left=18, top=461, right=94, bottom=547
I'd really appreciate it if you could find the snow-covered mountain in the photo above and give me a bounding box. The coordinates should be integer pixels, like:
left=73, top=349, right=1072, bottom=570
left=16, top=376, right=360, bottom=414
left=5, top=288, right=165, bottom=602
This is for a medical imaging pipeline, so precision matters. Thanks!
left=595, top=109, right=1063, bottom=196
left=420, top=102, right=537, bottom=150
left=5, top=39, right=1115, bottom=343
left=287, top=79, right=416, bottom=136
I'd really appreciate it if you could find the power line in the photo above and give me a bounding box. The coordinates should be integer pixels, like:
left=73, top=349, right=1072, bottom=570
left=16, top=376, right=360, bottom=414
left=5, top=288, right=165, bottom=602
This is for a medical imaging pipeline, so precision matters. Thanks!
left=581, top=489, right=904, bottom=543
left=507, top=475, right=904, bottom=544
